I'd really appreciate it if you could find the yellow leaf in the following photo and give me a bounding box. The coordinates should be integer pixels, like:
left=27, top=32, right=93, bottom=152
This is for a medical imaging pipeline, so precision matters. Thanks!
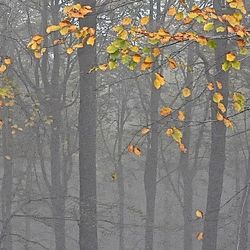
left=152, top=48, right=161, bottom=57
left=166, top=128, right=174, bottom=136
left=216, top=81, right=223, bottom=89
left=195, top=210, right=204, bottom=219
left=216, top=26, right=225, bottom=32
left=175, top=12, right=184, bottom=21
left=223, top=118, right=233, bottom=128
left=132, top=54, right=141, bottom=63
left=160, top=107, right=172, bottom=117
left=4, top=57, right=12, bottom=65
left=140, top=16, right=150, bottom=25
left=87, top=36, right=96, bottom=46
left=204, top=22, right=214, bottom=32
left=226, top=52, right=236, bottom=62
left=213, top=92, right=223, bottom=103
left=66, top=48, right=74, bottom=55
left=121, top=17, right=132, bottom=26
left=154, top=73, right=166, bottom=89
left=182, top=87, right=191, bottom=98
left=46, top=25, right=61, bottom=34
left=141, top=127, right=150, bottom=136
left=216, top=112, right=224, bottom=121
left=60, top=26, right=70, bottom=36
left=207, top=82, right=214, bottom=91
left=0, top=64, right=7, bottom=73
left=178, top=111, right=185, bottom=121
left=99, top=64, right=108, bottom=71
left=172, top=127, right=183, bottom=143
left=167, top=7, right=177, bottom=16
left=218, top=103, right=226, bottom=113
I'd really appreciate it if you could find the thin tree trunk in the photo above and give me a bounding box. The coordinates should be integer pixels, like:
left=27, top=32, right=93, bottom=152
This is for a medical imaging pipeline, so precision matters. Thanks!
left=202, top=1, right=229, bottom=249
left=237, top=147, right=250, bottom=250
left=144, top=2, right=161, bottom=249
left=179, top=45, right=194, bottom=250
left=76, top=1, right=98, bottom=249
left=1, top=108, right=13, bottom=250
left=24, top=155, right=33, bottom=250
left=117, top=91, right=126, bottom=250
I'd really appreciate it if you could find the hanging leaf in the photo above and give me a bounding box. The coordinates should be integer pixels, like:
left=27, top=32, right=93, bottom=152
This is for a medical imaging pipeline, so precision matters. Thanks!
left=182, top=87, right=191, bottom=98
left=204, top=22, right=214, bottom=32
left=196, top=232, right=204, bottom=241
left=226, top=52, right=236, bottom=62
left=160, top=107, right=172, bottom=117
left=195, top=210, right=204, bottom=219
left=154, top=73, right=166, bottom=89
left=140, top=16, right=150, bottom=25
left=141, top=127, right=150, bottom=136
left=178, top=111, right=185, bottom=121
left=213, top=92, right=223, bottom=103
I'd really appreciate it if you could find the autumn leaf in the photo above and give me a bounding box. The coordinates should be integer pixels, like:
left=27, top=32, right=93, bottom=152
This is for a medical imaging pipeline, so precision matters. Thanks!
left=167, top=7, right=177, bottom=16
left=195, top=210, right=204, bottom=219
left=213, top=92, right=223, bottom=103
left=172, top=127, right=183, bottom=143
left=218, top=103, right=226, bottom=113
left=87, top=36, right=96, bottom=46
left=132, top=54, right=141, bottom=63
left=154, top=73, right=166, bottom=89
left=141, top=127, right=150, bottom=136
left=178, top=111, right=185, bottom=121
left=167, top=58, right=177, bottom=70
left=233, top=92, right=245, bottom=112
left=0, top=64, right=7, bottom=73
left=196, top=232, right=204, bottom=241
left=216, top=112, right=224, bottom=121
left=140, top=16, right=150, bottom=25
left=179, top=143, right=187, bottom=153
left=121, top=17, right=132, bottom=26
left=166, top=128, right=174, bottom=136
left=204, top=22, right=214, bottom=32
left=223, top=118, right=233, bottom=128
left=182, top=87, right=191, bottom=98
left=4, top=57, right=12, bottom=65
left=46, top=25, right=61, bottom=34
left=160, top=107, right=172, bottom=117
left=207, top=82, right=214, bottom=91
left=226, top=52, right=236, bottom=62
left=152, top=48, right=161, bottom=57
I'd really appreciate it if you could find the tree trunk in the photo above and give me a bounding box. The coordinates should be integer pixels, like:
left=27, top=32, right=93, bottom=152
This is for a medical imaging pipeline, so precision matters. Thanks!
left=144, top=2, right=161, bottom=249
left=1, top=108, right=13, bottom=250
left=179, top=45, right=194, bottom=250
left=117, top=91, right=126, bottom=250
left=76, top=1, right=98, bottom=249
left=202, top=1, right=229, bottom=249
left=237, top=149, right=250, bottom=250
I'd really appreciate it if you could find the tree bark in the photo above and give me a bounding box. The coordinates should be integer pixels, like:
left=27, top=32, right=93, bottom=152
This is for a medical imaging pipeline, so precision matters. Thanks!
left=1, top=108, right=13, bottom=250
left=202, top=1, right=229, bottom=249
left=76, top=1, right=98, bottom=249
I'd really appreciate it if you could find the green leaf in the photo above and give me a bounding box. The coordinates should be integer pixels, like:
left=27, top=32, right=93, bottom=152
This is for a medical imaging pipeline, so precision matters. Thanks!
left=204, top=22, right=214, bottom=31
left=232, top=60, right=241, bottom=70
left=106, top=45, right=118, bottom=54
left=207, top=39, right=217, bottom=49
left=222, top=61, right=231, bottom=72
